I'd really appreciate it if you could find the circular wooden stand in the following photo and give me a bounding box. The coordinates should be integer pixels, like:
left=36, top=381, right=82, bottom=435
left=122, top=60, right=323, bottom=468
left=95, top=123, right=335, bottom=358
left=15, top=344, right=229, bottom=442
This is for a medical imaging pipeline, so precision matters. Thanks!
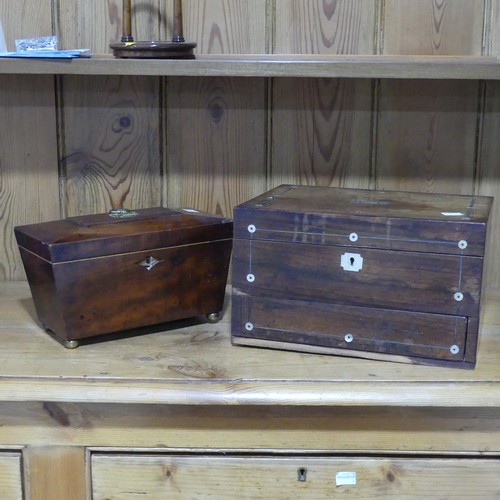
left=110, top=41, right=196, bottom=59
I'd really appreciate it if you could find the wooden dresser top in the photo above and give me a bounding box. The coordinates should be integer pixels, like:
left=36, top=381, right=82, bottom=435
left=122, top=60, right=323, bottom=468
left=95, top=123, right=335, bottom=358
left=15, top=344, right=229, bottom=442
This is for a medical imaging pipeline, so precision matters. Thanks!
left=0, top=282, right=498, bottom=407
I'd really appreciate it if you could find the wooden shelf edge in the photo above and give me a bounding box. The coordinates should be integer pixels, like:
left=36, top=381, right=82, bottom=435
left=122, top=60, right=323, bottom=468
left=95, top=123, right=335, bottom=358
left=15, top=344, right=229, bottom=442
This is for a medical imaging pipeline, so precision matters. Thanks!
left=1, top=54, right=500, bottom=79
left=0, top=378, right=498, bottom=407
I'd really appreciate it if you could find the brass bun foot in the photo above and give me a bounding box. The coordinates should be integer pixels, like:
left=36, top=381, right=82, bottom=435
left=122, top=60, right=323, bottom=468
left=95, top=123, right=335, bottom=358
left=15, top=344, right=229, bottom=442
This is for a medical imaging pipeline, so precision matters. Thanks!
left=63, top=339, right=79, bottom=349
left=110, top=41, right=196, bottom=59
left=205, top=312, right=221, bottom=324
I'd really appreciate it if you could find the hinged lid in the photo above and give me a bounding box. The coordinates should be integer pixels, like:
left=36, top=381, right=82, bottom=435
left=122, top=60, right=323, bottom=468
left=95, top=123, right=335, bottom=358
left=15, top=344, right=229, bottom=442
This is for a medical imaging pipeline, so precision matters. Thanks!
left=234, top=185, right=493, bottom=256
left=15, top=207, right=232, bottom=263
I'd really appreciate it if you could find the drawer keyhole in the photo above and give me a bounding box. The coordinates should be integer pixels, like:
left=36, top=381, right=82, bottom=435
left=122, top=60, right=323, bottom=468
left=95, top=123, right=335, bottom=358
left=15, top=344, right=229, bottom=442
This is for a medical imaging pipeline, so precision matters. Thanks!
left=297, top=467, right=307, bottom=482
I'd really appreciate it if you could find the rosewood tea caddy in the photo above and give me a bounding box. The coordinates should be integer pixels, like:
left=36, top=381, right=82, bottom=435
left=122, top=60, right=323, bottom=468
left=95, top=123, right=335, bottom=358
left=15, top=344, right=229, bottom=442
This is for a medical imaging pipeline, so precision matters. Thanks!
left=15, top=207, right=232, bottom=348
left=231, top=185, right=493, bottom=369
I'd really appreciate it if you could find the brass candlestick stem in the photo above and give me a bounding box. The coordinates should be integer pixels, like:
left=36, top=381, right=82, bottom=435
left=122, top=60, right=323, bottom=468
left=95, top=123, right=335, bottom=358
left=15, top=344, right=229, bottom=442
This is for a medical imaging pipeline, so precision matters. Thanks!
left=110, top=0, right=196, bottom=59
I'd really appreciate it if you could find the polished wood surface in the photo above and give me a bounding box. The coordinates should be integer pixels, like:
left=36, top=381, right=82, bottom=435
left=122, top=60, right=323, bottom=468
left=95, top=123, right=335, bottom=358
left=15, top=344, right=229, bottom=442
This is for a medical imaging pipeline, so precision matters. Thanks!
left=15, top=210, right=232, bottom=343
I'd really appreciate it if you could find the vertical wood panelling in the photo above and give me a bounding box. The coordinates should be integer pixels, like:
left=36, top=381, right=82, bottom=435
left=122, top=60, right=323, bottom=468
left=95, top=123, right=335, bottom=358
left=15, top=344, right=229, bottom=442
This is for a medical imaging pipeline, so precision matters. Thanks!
left=375, top=80, right=478, bottom=195
left=271, top=1, right=378, bottom=188
left=178, top=0, right=268, bottom=54
left=0, top=0, right=53, bottom=52
left=56, top=0, right=161, bottom=53
left=377, top=2, right=485, bottom=200
left=0, top=76, right=60, bottom=281
left=165, top=0, right=268, bottom=216
left=166, top=77, right=267, bottom=216
left=0, top=1, right=499, bottom=289
left=383, top=0, right=485, bottom=55
left=0, top=2, right=59, bottom=281
left=481, top=1, right=500, bottom=289
left=271, top=78, right=374, bottom=188
left=60, top=75, right=162, bottom=216
left=275, top=0, right=378, bottom=55
left=478, top=82, right=500, bottom=290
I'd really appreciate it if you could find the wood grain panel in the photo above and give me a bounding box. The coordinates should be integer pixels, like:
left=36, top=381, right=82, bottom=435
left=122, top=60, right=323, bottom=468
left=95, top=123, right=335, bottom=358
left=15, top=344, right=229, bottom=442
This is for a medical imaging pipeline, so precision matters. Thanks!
left=275, top=0, right=378, bottom=54
left=272, top=3, right=376, bottom=189
left=165, top=77, right=267, bottom=216
left=375, top=79, right=478, bottom=195
left=92, top=454, right=500, bottom=500
left=383, top=0, right=485, bottom=55
left=59, top=75, right=162, bottom=216
left=0, top=0, right=52, bottom=52
left=177, top=0, right=268, bottom=54
left=477, top=81, right=500, bottom=290
left=0, top=2, right=58, bottom=282
left=0, top=76, right=60, bottom=281
left=1, top=402, right=500, bottom=453
left=25, top=446, right=85, bottom=500
left=271, top=78, right=373, bottom=188
left=56, top=0, right=161, bottom=53
left=0, top=453, right=22, bottom=500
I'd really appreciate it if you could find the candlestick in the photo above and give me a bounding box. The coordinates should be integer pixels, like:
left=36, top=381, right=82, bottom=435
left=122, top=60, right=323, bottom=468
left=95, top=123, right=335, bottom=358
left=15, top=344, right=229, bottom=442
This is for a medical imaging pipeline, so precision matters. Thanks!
left=110, top=0, right=196, bottom=59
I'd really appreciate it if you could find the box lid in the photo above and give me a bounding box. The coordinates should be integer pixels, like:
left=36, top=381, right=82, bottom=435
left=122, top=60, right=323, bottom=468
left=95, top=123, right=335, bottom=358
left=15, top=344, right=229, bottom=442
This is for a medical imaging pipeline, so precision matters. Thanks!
left=14, top=207, right=233, bottom=263
left=234, top=185, right=493, bottom=256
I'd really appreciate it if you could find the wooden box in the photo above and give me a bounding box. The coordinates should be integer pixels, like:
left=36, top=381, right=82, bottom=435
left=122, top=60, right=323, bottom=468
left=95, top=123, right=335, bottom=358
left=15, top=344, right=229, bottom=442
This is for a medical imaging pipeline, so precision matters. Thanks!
left=15, top=207, right=232, bottom=348
left=231, top=185, right=493, bottom=369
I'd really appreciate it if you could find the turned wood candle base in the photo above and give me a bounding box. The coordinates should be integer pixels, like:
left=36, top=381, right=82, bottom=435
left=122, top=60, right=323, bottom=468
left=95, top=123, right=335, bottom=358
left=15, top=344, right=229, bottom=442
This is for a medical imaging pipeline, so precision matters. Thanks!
left=110, top=40, right=196, bottom=59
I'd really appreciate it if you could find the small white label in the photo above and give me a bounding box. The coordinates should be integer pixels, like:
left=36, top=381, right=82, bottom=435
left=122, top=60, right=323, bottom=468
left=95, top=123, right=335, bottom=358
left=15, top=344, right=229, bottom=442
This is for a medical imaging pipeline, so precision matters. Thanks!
left=182, top=208, right=200, bottom=213
left=441, top=212, right=464, bottom=217
left=336, top=471, right=357, bottom=486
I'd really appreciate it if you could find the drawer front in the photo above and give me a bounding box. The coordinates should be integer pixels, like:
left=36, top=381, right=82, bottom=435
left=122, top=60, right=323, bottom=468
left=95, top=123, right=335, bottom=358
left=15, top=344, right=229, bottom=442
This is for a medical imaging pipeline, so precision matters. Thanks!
left=0, top=452, right=23, bottom=500
left=91, top=454, right=500, bottom=499
left=232, top=295, right=467, bottom=362
left=232, top=239, right=483, bottom=316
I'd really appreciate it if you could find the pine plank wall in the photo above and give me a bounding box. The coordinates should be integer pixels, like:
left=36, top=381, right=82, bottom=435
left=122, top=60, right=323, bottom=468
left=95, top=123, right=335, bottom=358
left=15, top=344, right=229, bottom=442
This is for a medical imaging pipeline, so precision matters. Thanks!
left=0, top=0, right=499, bottom=290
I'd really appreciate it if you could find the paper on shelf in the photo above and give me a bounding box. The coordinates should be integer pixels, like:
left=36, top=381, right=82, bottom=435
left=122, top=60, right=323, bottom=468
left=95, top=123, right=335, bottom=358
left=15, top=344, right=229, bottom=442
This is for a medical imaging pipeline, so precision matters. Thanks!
left=0, top=49, right=90, bottom=59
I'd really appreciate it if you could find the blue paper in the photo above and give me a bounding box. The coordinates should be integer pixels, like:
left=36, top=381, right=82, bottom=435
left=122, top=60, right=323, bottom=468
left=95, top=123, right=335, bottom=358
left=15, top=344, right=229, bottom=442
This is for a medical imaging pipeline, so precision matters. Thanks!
left=0, top=49, right=91, bottom=59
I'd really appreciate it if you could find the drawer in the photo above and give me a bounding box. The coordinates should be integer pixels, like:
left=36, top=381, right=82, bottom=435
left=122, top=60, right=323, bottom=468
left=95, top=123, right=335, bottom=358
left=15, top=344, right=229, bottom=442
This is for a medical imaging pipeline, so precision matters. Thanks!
left=232, top=295, right=467, bottom=362
left=0, top=452, right=23, bottom=500
left=91, top=453, right=500, bottom=499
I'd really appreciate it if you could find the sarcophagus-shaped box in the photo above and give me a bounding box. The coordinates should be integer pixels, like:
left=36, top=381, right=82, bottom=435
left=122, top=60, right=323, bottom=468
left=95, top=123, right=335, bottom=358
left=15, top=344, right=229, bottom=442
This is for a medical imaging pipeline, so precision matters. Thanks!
left=15, top=207, right=232, bottom=348
left=231, top=185, right=493, bottom=369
